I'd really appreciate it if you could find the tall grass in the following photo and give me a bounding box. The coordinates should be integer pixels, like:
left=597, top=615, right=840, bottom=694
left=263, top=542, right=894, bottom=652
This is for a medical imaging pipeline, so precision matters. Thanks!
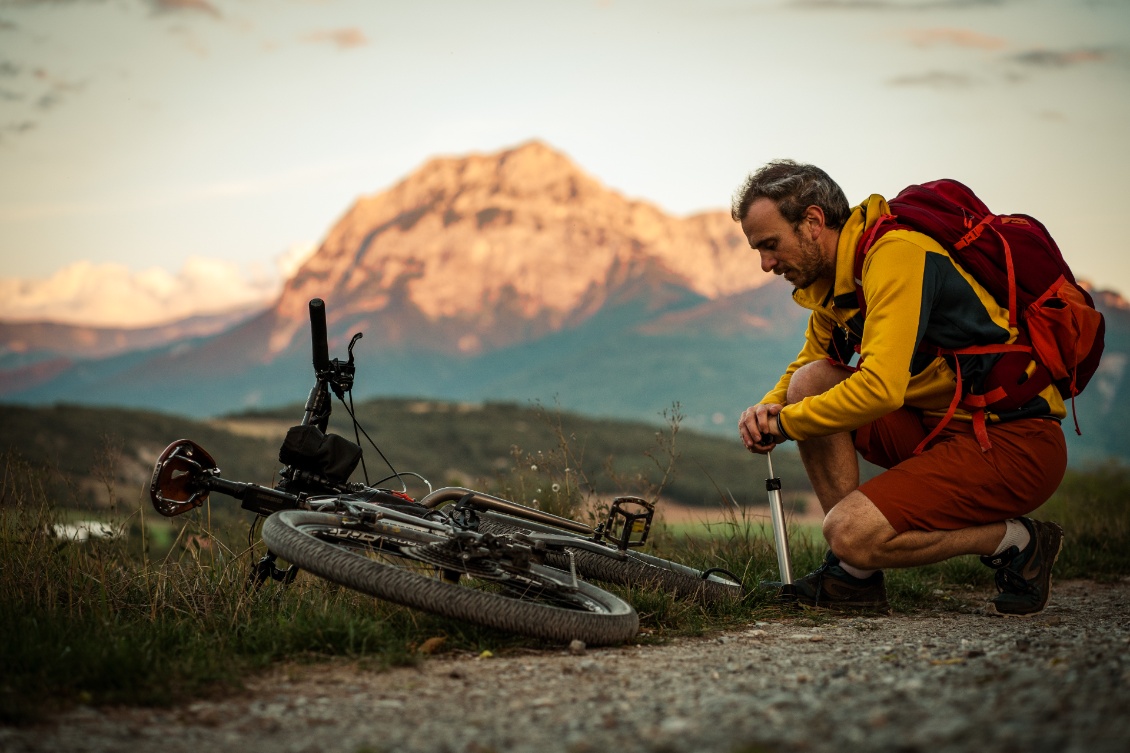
left=0, top=444, right=778, bottom=723
left=0, top=452, right=440, bottom=723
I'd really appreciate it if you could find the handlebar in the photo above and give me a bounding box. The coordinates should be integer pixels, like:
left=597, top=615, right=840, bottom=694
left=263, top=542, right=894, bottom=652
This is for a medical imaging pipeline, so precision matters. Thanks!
left=309, top=298, right=330, bottom=375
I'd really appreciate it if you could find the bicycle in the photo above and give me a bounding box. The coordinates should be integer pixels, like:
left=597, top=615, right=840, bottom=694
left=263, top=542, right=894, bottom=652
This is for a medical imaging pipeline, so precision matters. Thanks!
left=149, top=298, right=742, bottom=646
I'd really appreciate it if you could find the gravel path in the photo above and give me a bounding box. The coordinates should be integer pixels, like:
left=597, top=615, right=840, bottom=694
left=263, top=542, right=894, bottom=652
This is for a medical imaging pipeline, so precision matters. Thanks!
left=4, top=579, right=1129, bottom=753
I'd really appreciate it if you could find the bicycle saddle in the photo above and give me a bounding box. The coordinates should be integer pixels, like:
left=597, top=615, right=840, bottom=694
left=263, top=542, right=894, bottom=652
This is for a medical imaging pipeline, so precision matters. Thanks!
left=150, top=439, right=218, bottom=517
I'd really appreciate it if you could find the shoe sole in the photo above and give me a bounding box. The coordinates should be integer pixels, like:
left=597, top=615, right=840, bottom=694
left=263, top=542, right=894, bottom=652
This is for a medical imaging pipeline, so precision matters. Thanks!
left=797, top=600, right=891, bottom=617
left=990, top=522, right=1064, bottom=619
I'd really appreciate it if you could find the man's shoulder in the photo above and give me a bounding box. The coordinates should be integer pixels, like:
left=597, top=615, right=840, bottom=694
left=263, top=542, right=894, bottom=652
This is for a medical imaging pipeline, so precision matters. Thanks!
left=868, top=227, right=948, bottom=256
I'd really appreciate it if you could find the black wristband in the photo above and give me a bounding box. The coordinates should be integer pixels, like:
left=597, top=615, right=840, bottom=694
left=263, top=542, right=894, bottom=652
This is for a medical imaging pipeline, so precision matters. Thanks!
left=776, top=413, right=793, bottom=442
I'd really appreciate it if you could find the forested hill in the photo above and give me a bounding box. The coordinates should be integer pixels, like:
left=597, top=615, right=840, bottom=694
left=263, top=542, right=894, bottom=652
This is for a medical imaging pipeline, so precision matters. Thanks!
left=0, top=399, right=812, bottom=515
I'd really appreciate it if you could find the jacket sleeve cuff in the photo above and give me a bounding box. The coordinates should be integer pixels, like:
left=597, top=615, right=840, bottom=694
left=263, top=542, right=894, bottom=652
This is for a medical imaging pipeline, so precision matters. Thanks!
left=776, top=412, right=793, bottom=441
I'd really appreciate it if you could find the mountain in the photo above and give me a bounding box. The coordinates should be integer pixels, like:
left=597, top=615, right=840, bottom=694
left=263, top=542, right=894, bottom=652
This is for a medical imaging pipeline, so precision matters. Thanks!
left=1, top=141, right=799, bottom=420
left=0, top=307, right=264, bottom=392
left=2, top=141, right=1128, bottom=465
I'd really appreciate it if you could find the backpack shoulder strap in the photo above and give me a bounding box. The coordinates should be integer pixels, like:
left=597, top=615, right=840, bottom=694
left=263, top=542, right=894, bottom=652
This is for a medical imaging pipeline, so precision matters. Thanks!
left=852, top=214, right=903, bottom=316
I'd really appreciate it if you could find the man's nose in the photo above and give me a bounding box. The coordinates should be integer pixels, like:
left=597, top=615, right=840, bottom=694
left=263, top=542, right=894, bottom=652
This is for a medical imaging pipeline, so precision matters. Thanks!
left=759, top=250, right=776, bottom=274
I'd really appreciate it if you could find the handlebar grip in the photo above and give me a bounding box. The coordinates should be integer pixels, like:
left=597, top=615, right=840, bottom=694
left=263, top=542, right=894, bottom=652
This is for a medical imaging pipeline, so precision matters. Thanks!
left=309, top=298, right=330, bottom=373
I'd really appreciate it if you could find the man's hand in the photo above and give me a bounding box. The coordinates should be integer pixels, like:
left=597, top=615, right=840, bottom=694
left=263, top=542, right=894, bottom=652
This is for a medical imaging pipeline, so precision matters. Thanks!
left=739, top=403, right=784, bottom=454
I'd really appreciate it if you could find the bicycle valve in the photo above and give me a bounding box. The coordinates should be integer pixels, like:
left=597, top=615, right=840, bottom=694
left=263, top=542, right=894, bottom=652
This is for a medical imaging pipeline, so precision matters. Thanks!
left=766, top=450, right=793, bottom=586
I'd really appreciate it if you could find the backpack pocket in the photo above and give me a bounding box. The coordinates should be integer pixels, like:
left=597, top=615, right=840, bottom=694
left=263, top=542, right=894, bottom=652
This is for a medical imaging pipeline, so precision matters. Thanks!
left=1024, top=277, right=1104, bottom=392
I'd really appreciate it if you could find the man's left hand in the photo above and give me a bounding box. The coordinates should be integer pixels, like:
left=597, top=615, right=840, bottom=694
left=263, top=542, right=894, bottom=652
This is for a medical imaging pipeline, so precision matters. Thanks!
left=739, top=403, right=784, bottom=454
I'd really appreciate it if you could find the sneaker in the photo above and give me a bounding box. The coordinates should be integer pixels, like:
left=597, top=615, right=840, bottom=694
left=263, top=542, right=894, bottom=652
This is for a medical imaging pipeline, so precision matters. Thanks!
left=981, top=517, right=1064, bottom=618
left=764, top=550, right=889, bottom=615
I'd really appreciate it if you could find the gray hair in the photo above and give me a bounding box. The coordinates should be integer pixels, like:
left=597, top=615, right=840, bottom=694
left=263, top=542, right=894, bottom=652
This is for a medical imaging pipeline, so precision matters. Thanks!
left=730, top=160, right=851, bottom=230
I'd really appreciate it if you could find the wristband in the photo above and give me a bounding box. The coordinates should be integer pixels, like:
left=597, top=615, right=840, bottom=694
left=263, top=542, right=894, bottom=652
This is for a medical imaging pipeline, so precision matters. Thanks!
left=776, top=413, right=793, bottom=442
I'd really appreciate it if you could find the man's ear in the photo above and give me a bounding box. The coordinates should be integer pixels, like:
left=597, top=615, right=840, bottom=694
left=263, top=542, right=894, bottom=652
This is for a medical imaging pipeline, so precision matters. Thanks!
left=802, top=205, right=826, bottom=238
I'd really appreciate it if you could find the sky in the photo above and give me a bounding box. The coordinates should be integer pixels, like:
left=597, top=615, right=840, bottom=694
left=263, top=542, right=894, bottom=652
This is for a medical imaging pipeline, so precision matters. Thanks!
left=0, top=0, right=1128, bottom=326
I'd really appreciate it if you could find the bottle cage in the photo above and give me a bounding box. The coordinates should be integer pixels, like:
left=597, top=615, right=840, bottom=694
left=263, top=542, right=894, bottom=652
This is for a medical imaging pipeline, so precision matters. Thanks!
left=149, top=439, right=219, bottom=517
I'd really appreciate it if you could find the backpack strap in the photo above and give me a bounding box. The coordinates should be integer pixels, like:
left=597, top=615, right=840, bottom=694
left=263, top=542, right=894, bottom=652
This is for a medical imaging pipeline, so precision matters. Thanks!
left=855, top=212, right=1037, bottom=454
left=915, top=342, right=1035, bottom=453
left=852, top=214, right=899, bottom=317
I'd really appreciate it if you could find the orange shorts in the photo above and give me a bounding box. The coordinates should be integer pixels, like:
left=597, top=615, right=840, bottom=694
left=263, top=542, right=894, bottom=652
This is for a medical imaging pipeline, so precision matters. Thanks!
left=855, top=411, right=1067, bottom=534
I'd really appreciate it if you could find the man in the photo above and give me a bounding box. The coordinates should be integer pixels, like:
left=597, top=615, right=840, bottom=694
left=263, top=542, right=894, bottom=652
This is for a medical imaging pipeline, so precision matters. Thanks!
left=734, top=160, right=1067, bottom=617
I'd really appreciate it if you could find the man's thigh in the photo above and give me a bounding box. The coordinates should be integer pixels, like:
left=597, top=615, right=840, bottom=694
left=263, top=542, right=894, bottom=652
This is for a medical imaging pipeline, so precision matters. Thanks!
left=857, top=416, right=1067, bottom=534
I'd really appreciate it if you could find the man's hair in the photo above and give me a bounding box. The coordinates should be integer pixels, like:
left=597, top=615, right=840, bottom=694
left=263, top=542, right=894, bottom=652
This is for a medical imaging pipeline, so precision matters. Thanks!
left=730, top=160, right=851, bottom=231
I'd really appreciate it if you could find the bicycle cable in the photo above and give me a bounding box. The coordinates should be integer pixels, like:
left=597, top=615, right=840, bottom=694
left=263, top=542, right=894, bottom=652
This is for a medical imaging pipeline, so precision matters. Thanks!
left=338, top=388, right=409, bottom=494
left=700, top=566, right=747, bottom=593
left=247, top=514, right=263, bottom=551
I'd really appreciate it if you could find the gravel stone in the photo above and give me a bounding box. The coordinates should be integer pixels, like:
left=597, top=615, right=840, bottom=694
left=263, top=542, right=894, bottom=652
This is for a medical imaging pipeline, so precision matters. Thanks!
left=2, top=580, right=1128, bottom=753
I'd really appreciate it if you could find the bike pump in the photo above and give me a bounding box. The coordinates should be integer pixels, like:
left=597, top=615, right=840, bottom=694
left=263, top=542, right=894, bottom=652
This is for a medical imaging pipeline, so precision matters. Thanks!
left=765, top=449, right=797, bottom=600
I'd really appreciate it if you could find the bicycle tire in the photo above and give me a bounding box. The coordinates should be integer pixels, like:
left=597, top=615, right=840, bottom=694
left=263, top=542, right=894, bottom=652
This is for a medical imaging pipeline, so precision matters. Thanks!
left=261, top=510, right=639, bottom=646
left=475, top=511, right=743, bottom=603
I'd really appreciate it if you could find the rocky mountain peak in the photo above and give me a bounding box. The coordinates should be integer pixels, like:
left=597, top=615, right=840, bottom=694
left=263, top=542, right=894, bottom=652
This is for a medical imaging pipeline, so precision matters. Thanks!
left=275, top=142, right=768, bottom=356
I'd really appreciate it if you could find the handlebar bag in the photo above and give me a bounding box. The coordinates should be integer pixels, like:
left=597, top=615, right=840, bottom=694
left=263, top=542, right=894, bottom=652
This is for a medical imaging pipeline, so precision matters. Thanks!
left=279, top=424, right=362, bottom=483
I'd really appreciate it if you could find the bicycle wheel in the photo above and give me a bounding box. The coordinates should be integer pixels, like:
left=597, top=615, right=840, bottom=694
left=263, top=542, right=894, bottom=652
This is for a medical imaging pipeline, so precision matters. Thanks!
left=475, top=511, right=743, bottom=603
left=261, top=510, right=639, bottom=646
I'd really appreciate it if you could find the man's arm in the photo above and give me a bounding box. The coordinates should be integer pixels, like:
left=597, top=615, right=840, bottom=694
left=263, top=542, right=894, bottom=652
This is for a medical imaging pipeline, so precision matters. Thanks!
left=774, top=239, right=927, bottom=441
left=741, top=309, right=838, bottom=452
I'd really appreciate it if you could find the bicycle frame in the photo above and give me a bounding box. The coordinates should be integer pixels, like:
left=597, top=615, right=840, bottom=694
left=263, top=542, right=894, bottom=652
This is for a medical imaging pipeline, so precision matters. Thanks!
left=149, top=297, right=736, bottom=609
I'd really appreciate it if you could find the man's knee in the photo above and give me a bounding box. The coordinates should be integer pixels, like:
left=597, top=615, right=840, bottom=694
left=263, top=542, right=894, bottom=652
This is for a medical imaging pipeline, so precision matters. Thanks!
left=786, top=360, right=852, bottom=405
left=823, top=492, right=892, bottom=570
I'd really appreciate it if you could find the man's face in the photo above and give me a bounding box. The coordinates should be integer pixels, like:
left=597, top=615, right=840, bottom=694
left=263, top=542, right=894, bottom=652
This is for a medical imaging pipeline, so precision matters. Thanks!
left=740, top=197, right=831, bottom=290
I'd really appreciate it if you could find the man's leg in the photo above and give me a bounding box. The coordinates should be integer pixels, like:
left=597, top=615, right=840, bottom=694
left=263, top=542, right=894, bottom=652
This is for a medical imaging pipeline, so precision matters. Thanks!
left=772, top=361, right=891, bottom=612
left=779, top=361, right=1066, bottom=616
left=784, top=361, right=858, bottom=515
left=824, top=491, right=1004, bottom=570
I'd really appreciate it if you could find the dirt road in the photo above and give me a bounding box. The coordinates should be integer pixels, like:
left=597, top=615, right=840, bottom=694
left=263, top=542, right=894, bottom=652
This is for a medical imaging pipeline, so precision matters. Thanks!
left=4, top=579, right=1128, bottom=753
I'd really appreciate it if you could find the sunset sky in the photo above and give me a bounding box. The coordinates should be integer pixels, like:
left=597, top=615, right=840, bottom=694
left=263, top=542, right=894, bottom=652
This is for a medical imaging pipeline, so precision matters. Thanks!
left=1, top=0, right=1127, bottom=326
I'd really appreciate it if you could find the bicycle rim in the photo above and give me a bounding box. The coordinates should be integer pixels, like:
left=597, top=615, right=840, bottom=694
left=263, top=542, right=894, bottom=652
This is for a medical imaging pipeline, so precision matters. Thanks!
left=476, top=511, right=743, bottom=603
left=261, top=510, right=639, bottom=646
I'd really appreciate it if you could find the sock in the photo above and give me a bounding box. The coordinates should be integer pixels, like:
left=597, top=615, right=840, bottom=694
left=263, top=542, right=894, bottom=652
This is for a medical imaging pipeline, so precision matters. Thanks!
left=838, top=560, right=878, bottom=580
left=993, top=519, right=1031, bottom=557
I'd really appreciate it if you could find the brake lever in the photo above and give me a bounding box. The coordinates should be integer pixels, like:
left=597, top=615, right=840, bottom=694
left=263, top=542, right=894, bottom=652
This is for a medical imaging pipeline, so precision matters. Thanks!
left=325, top=332, right=363, bottom=400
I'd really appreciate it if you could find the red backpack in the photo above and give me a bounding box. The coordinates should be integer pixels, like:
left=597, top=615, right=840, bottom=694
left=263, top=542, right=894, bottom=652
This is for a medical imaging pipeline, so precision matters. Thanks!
left=854, top=179, right=1105, bottom=452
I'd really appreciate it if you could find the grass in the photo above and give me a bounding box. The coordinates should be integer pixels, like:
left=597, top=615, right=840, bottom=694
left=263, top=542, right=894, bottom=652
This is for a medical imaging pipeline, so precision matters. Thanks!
left=2, top=443, right=1128, bottom=725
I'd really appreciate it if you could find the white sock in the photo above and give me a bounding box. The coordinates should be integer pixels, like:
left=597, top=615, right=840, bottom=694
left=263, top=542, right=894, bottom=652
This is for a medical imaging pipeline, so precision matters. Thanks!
left=993, top=519, right=1031, bottom=556
left=839, top=560, right=878, bottom=579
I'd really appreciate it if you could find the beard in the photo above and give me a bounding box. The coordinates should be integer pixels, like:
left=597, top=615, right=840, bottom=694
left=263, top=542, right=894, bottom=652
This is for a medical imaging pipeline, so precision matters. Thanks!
left=780, top=231, right=833, bottom=290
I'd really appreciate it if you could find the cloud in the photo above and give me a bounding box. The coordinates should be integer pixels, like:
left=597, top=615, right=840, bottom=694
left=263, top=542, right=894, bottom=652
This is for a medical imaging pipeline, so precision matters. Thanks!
left=0, top=120, right=36, bottom=140
left=302, top=27, right=369, bottom=51
left=29, top=68, right=85, bottom=110
left=0, top=20, right=17, bottom=31
left=792, top=0, right=1007, bottom=9
left=887, top=70, right=976, bottom=88
left=147, top=0, right=221, bottom=18
left=1011, top=48, right=1109, bottom=68
left=275, top=242, right=318, bottom=279
left=0, top=60, right=20, bottom=77
left=899, top=27, right=1006, bottom=50
left=0, top=256, right=291, bottom=328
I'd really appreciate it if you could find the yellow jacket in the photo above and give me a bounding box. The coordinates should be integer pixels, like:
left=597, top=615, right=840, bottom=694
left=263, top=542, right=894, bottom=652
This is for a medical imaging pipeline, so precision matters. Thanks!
left=764, top=195, right=1066, bottom=441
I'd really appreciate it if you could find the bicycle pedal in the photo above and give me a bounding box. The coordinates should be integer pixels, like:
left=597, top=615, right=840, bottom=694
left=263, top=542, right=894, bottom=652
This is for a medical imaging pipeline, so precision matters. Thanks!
left=599, top=496, right=654, bottom=550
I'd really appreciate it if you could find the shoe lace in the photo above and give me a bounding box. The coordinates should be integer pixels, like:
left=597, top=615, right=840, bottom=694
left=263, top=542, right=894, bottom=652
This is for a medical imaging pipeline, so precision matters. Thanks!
left=994, top=566, right=1034, bottom=595
left=808, top=560, right=836, bottom=604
